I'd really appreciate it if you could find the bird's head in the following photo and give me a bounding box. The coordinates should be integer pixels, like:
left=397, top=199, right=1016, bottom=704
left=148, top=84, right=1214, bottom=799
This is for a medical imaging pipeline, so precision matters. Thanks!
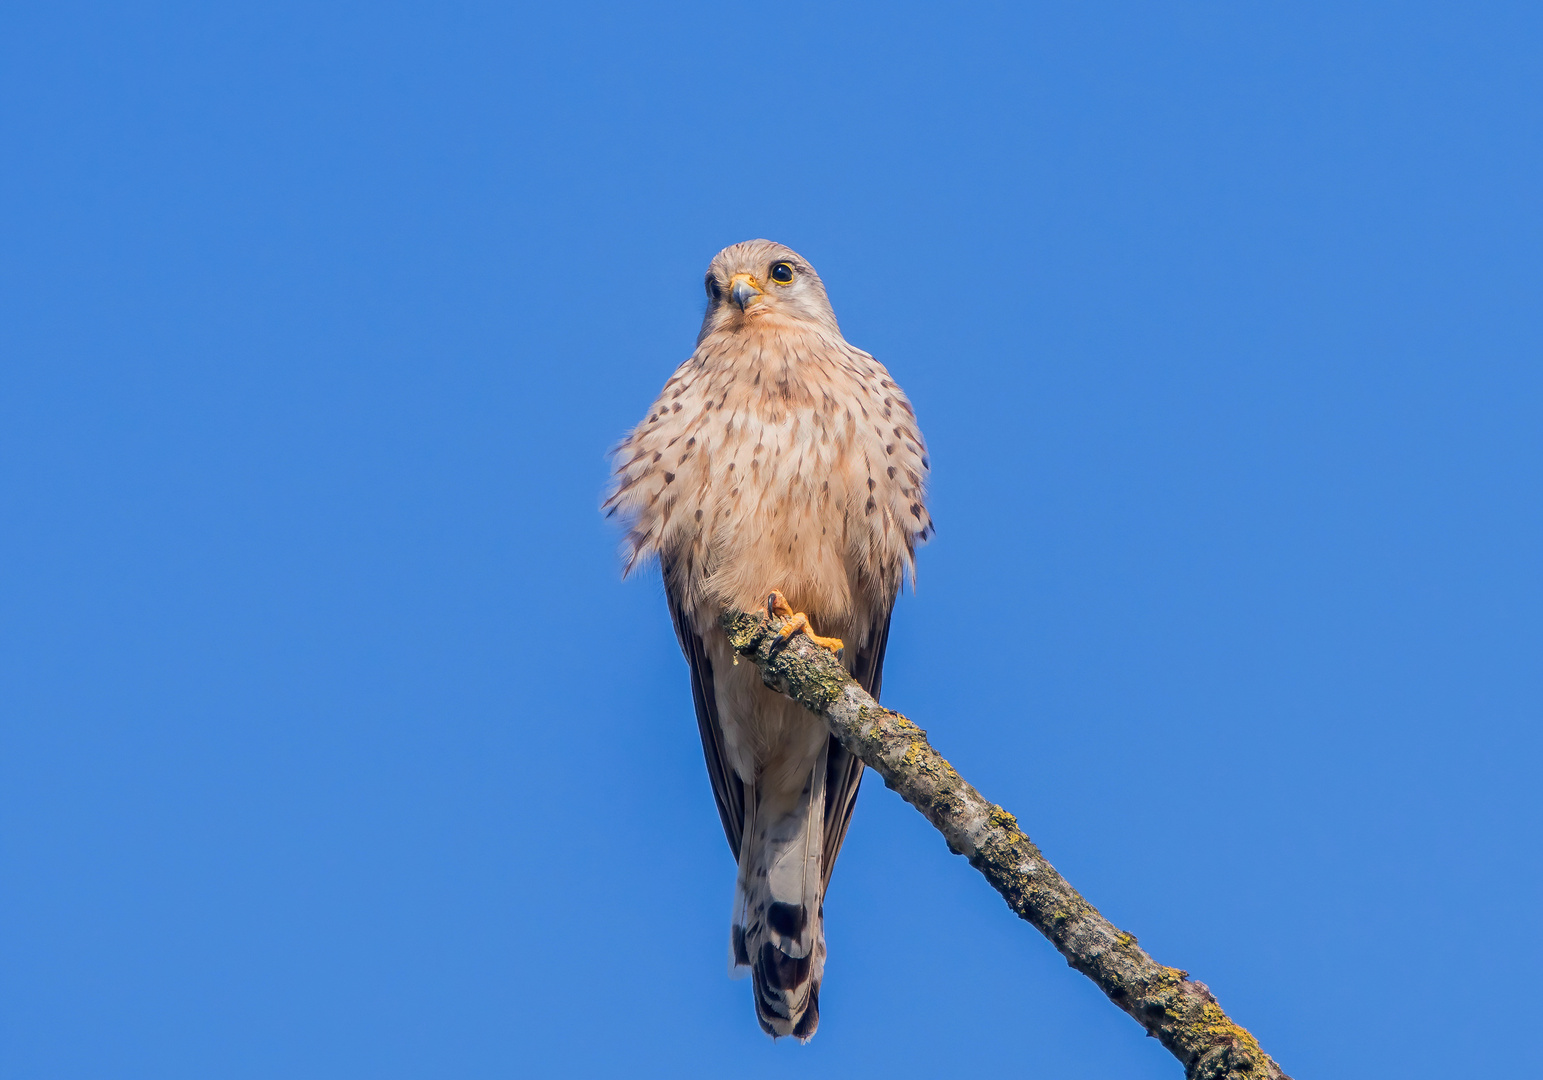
left=699, top=239, right=838, bottom=341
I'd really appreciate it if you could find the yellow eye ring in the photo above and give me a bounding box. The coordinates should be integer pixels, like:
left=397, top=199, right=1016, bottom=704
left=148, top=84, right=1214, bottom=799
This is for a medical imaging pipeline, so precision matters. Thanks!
left=769, top=262, right=795, bottom=284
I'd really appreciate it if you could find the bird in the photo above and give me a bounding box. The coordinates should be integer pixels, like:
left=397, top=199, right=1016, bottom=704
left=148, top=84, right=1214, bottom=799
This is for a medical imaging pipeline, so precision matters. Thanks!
left=604, top=240, right=931, bottom=1039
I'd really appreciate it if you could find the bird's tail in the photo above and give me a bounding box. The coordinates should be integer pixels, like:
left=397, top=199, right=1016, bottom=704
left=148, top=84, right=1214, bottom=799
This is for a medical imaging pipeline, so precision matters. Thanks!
left=730, top=744, right=830, bottom=1040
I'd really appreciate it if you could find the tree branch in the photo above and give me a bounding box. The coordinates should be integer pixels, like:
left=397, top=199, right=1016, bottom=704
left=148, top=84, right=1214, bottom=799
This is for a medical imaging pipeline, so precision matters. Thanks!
left=722, top=609, right=1290, bottom=1080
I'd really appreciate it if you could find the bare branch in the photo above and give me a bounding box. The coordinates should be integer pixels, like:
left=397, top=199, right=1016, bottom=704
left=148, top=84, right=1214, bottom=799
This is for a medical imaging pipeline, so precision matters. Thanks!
left=722, top=609, right=1290, bottom=1080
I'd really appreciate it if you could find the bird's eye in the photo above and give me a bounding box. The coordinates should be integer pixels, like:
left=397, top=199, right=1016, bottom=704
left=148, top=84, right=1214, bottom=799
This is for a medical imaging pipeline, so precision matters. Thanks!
left=770, top=262, right=795, bottom=284
left=705, top=274, right=721, bottom=301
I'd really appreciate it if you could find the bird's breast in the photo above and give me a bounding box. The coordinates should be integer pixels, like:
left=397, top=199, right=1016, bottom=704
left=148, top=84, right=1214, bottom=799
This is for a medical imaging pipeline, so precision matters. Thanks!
left=607, top=327, right=929, bottom=631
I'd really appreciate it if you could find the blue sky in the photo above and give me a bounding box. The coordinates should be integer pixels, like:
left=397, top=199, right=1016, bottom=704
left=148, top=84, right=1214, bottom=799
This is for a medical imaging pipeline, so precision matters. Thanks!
left=2, top=3, right=1539, bottom=1077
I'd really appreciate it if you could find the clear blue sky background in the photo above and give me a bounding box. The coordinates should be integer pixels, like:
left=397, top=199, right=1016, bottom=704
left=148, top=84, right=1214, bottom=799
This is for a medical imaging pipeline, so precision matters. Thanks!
left=3, top=3, right=1539, bottom=1078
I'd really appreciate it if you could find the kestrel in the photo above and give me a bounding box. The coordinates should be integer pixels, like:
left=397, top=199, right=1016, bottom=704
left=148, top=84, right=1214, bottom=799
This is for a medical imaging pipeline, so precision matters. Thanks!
left=604, top=240, right=931, bottom=1039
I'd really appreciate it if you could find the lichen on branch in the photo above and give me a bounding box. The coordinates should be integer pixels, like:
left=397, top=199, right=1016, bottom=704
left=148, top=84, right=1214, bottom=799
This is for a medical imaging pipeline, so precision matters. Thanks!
left=721, top=609, right=1290, bottom=1080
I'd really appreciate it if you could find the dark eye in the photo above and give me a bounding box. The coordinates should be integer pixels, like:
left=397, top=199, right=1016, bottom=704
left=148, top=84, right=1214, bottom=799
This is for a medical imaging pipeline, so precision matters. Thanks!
left=770, top=262, right=795, bottom=284
left=705, top=274, right=721, bottom=301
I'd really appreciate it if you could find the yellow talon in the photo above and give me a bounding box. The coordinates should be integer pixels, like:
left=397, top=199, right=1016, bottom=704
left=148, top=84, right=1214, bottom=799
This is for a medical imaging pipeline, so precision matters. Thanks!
left=766, top=590, right=844, bottom=655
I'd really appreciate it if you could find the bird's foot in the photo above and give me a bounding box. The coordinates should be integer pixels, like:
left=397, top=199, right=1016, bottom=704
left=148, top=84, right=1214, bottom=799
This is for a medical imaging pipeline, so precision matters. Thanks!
left=765, top=590, right=844, bottom=656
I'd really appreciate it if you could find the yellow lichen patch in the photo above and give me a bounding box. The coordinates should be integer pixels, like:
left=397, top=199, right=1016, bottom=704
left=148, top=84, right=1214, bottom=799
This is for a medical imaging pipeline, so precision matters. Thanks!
left=1195, top=1001, right=1268, bottom=1060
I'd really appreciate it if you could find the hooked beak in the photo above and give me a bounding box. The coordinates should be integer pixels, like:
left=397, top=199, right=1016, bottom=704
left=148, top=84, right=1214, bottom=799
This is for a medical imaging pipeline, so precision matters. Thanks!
left=729, top=273, right=763, bottom=311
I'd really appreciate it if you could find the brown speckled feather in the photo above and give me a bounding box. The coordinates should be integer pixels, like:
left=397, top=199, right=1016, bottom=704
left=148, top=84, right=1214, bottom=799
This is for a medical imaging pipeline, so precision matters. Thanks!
left=605, top=240, right=930, bottom=1040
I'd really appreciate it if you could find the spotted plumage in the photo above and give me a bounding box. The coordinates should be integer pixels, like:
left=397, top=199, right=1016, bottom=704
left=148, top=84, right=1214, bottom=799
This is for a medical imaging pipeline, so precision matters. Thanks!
left=605, top=240, right=931, bottom=1039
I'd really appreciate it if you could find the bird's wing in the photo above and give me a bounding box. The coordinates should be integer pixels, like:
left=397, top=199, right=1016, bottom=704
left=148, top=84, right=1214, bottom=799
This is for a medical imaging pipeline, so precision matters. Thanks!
left=820, top=608, right=891, bottom=888
left=663, top=561, right=745, bottom=859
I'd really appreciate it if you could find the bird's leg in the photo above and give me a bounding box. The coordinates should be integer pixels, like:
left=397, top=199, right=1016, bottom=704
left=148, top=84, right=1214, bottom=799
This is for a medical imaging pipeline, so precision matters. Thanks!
left=765, top=590, right=844, bottom=655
